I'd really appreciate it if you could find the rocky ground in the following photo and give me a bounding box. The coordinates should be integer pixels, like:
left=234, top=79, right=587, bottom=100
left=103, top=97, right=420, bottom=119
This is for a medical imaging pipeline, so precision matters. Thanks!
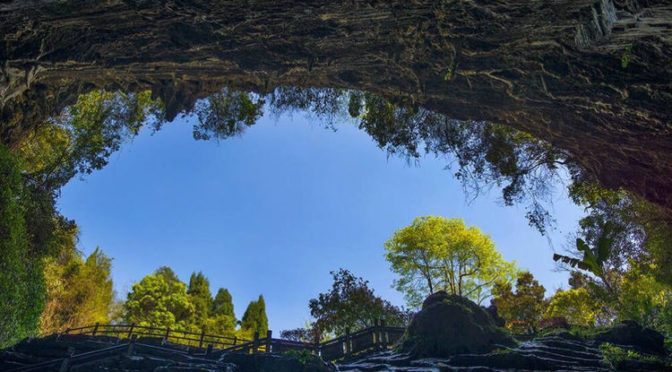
left=0, top=333, right=332, bottom=371
left=2, top=293, right=671, bottom=371
left=340, top=332, right=667, bottom=371
left=1, top=330, right=670, bottom=371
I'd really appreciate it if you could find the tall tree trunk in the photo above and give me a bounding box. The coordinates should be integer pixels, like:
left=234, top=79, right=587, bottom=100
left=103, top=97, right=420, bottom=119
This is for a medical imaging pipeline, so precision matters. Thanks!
left=1, top=0, right=671, bottom=211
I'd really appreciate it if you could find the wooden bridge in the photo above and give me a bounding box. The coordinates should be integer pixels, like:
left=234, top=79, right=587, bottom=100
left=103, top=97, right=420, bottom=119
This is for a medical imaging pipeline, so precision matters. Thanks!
left=59, top=320, right=405, bottom=361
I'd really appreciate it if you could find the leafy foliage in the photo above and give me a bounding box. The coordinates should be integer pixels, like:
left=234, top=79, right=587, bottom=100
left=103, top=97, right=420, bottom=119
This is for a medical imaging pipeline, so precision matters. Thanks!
left=18, top=90, right=164, bottom=191
left=553, top=222, right=614, bottom=276
left=308, top=269, right=410, bottom=337
left=566, top=178, right=672, bottom=286
left=280, top=327, right=320, bottom=343
left=193, top=88, right=264, bottom=140
left=385, top=216, right=517, bottom=306
left=282, top=349, right=321, bottom=365
left=41, top=245, right=114, bottom=335
left=544, top=288, right=604, bottom=327
left=0, top=144, right=45, bottom=347
left=615, top=263, right=672, bottom=338
left=4, top=82, right=672, bottom=349
left=491, top=272, right=546, bottom=333
left=599, top=342, right=664, bottom=369
left=123, top=268, right=241, bottom=336
left=0, top=90, right=163, bottom=345
left=123, top=268, right=195, bottom=329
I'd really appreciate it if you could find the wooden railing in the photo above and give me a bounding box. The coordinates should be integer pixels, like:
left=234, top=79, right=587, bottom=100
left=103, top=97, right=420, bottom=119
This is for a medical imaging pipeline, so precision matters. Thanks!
left=317, top=321, right=405, bottom=361
left=60, top=320, right=406, bottom=361
left=63, top=323, right=249, bottom=350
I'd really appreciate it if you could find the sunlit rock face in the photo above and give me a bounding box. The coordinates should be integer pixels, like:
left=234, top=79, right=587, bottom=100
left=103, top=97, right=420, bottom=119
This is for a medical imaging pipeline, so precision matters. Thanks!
left=1, top=0, right=671, bottom=212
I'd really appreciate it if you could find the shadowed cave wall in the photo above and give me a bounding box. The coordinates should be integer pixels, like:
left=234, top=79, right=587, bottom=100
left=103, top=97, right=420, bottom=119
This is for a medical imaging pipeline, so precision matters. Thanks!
left=1, top=0, right=671, bottom=212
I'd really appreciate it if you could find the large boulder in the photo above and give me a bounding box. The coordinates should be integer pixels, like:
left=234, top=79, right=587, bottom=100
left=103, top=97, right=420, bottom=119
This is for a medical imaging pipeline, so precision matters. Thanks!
left=399, top=291, right=515, bottom=357
left=593, top=320, right=668, bottom=356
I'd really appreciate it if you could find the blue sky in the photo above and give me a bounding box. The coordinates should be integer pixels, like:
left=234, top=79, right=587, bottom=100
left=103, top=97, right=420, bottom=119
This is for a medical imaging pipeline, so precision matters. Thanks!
left=57, top=110, right=584, bottom=332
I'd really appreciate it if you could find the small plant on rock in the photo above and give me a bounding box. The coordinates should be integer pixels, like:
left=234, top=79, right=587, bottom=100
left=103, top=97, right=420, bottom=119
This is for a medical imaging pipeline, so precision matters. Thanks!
left=283, top=349, right=320, bottom=366
left=599, top=342, right=661, bottom=369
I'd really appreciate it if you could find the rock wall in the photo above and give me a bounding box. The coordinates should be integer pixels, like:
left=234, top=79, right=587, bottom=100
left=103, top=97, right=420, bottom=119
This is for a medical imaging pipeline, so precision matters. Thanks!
left=1, top=0, right=671, bottom=211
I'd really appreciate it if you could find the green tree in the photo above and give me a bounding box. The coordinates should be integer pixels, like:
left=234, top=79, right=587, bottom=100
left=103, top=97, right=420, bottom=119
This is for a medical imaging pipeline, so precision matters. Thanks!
left=210, top=288, right=237, bottom=334
left=18, top=90, right=164, bottom=191
left=240, top=295, right=268, bottom=337
left=155, top=266, right=180, bottom=284
left=544, top=288, right=603, bottom=327
left=0, top=144, right=45, bottom=347
left=615, top=262, right=672, bottom=338
left=41, top=246, right=114, bottom=335
left=213, top=288, right=235, bottom=319
left=1, top=89, right=163, bottom=346
left=193, top=88, right=264, bottom=140
left=187, top=271, right=213, bottom=328
left=385, top=216, right=517, bottom=307
left=123, top=268, right=194, bottom=330
left=308, top=269, right=410, bottom=337
left=491, top=271, right=546, bottom=333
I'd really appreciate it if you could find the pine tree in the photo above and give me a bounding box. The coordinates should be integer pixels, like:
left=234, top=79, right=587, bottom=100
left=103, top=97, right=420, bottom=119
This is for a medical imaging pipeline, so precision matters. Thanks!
left=155, top=266, right=180, bottom=284
left=207, top=288, right=236, bottom=336
left=187, top=272, right=213, bottom=328
left=212, top=288, right=235, bottom=319
left=241, top=295, right=268, bottom=336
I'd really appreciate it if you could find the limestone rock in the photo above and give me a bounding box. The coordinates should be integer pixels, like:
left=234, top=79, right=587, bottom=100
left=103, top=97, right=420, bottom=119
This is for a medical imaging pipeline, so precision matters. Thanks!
left=1, top=0, right=672, bottom=213
left=594, top=320, right=668, bottom=356
left=400, top=292, right=515, bottom=357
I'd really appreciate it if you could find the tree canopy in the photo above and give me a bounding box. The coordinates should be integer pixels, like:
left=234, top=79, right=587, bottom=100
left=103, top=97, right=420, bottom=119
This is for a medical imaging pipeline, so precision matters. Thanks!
left=123, top=269, right=195, bottom=330
left=123, top=268, right=241, bottom=336
left=40, top=246, right=114, bottom=335
left=385, top=216, right=517, bottom=307
left=308, top=269, right=410, bottom=337
left=491, top=271, right=546, bottom=334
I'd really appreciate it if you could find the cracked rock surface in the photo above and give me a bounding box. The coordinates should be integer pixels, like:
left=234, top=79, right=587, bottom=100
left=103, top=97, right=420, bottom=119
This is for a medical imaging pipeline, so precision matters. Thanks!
left=1, top=0, right=671, bottom=212
left=339, top=332, right=670, bottom=372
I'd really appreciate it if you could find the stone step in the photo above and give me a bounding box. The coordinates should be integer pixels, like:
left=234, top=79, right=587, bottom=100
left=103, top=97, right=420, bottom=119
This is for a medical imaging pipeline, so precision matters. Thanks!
left=514, top=349, right=603, bottom=367
left=532, top=339, right=600, bottom=354
left=516, top=345, right=602, bottom=361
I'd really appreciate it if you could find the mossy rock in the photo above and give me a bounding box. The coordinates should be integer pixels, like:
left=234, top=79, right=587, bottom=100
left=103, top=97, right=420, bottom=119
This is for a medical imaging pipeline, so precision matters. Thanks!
left=593, top=320, right=668, bottom=357
left=400, top=292, right=515, bottom=357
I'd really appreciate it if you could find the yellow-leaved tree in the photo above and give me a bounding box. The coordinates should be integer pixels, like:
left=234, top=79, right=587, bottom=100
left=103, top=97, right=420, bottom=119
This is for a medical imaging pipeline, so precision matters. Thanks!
left=543, top=288, right=603, bottom=327
left=40, top=222, right=114, bottom=335
left=385, top=216, right=517, bottom=307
